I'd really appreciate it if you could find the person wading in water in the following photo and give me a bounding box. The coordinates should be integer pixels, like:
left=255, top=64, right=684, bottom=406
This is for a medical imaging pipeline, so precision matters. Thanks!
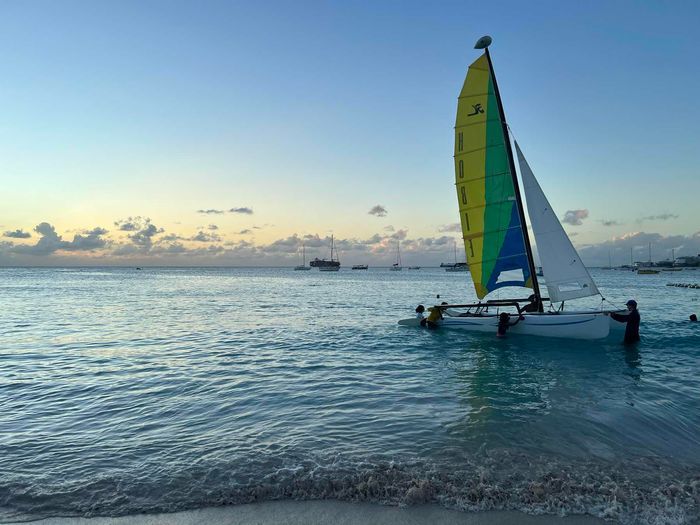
left=608, top=300, right=641, bottom=344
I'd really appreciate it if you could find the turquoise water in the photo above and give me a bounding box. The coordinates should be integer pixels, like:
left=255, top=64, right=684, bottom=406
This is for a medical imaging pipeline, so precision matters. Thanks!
left=1, top=267, right=699, bottom=524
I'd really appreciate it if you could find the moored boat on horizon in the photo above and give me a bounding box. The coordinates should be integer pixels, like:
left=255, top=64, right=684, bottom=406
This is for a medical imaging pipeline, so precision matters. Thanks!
left=390, top=241, right=402, bottom=271
left=294, top=244, right=311, bottom=271
left=312, top=235, right=340, bottom=271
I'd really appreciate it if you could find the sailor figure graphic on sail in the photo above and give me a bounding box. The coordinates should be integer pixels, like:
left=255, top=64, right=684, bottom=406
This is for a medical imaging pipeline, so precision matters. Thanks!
left=399, top=35, right=623, bottom=340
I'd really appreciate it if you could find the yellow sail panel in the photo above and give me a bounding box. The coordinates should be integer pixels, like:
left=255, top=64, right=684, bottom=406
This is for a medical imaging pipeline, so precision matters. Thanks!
left=454, top=53, right=532, bottom=299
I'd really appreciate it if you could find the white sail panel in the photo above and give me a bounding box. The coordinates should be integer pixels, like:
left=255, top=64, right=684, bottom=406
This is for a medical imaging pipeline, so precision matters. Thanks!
left=515, top=142, right=599, bottom=302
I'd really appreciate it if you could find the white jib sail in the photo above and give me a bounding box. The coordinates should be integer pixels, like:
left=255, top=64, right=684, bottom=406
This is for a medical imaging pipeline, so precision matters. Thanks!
left=515, top=142, right=599, bottom=302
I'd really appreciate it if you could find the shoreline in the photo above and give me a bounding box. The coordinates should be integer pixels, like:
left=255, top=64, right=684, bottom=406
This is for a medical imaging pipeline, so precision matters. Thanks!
left=9, top=501, right=605, bottom=525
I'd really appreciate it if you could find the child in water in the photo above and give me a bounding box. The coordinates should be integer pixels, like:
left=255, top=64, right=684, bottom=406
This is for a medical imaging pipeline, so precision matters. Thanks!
left=497, top=312, right=511, bottom=337
left=496, top=312, right=523, bottom=337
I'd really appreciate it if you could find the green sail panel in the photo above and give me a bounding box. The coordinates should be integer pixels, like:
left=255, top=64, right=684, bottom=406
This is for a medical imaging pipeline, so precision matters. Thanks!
left=454, top=53, right=532, bottom=298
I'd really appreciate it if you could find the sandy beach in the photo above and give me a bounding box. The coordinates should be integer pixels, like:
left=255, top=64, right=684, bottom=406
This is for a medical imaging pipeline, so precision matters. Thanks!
left=21, top=501, right=605, bottom=525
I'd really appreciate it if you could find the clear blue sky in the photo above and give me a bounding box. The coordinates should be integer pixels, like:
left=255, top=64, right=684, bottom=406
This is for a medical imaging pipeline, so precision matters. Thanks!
left=1, top=0, right=698, bottom=265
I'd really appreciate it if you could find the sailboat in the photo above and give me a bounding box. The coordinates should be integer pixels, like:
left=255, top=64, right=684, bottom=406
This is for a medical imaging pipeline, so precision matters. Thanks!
left=445, top=240, right=469, bottom=272
left=399, top=36, right=620, bottom=339
left=294, top=244, right=311, bottom=271
left=390, top=241, right=402, bottom=271
left=312, top=235, right=340, bottom=271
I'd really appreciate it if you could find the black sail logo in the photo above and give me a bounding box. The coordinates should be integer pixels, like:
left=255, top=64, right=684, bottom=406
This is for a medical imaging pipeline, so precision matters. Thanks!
left=467, top=103, right=484, bottom=117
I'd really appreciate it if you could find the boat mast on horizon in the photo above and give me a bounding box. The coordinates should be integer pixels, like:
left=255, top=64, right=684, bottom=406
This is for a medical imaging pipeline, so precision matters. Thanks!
left=294, top=243, right=311, bottom=271
left=445, top=239, right=469, bottom=272
left=390, top=241, right=403, bottom=271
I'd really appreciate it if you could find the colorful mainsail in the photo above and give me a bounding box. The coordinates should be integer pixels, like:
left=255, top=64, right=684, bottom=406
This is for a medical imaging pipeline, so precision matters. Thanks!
left=454, top=53, right=532, bottom=298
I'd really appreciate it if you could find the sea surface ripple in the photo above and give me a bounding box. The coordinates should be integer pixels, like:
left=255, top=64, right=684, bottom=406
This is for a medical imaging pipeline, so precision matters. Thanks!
left=1, top=267, right=699, bottom=524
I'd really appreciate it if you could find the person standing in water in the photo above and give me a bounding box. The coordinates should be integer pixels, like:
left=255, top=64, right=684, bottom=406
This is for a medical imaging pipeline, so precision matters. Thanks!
left=609, top=300, right=641, bottom=344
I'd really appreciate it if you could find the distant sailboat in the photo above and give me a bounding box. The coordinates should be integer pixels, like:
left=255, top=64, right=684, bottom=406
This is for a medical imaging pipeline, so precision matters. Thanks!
left=445, top=240, right=468, bottom=272
left=294, top=244, right=311, bottom=271
left=311, top=235, right=340, bottom=271
left=391, top=241, right=402, bottom=271
left=399, top=35, right=621, bottom=339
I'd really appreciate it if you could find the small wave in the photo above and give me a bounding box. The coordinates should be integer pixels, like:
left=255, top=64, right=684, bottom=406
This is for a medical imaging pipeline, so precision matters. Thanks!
left=1, top=451, right=697, bottom=524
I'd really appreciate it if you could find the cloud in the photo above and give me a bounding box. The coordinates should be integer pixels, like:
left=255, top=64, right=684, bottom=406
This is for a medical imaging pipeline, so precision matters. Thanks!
left=562, top=209, right=589, bottom=226
left=207, top=224, right=218, bottom=230
left=3, top=229, right=31, bottom=239
left=265, top=234, right=303, bottom=253
left=190, top=231, right=221, bottom=242
left=601, top=220, right=620, bottom=227
left=368, top=205, right=388, bottom=217
left=129, top=223, right=163, bottom=247
left=112, top=218, right=164, bottom=254
left=577, top=231, right=700, bottom=266
left=197, top=209, right=224, bottom=215
left=11, top=222, right=109, bottom=255
left=229, top=207, right=253, bottom=215
left=62, top=227, right=109, bottom=251
left=237, top=229, right=252, bottom=235
left=383, top=225, right=395, bottom=232
left=114, top=216, right=147, bottom=231
left=438, top=223, right=462, bottom=233
left=390, top=229, right=408, bottom=240
left=161, top=233, right=185, bottom=242
left=637, top=213, right=679, bottom=223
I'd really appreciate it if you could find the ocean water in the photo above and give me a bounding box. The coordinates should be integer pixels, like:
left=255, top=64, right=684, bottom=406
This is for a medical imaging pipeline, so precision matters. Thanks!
left=1, top=267, right=699, bottom=524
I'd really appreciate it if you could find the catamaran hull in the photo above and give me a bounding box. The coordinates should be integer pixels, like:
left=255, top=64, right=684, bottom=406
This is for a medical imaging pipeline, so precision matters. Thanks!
left=400, top=311, right=610, bottom=340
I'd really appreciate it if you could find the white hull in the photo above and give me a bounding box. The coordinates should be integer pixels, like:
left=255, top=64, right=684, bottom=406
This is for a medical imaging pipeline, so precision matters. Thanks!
left=400, top=310, right=611, bottom=340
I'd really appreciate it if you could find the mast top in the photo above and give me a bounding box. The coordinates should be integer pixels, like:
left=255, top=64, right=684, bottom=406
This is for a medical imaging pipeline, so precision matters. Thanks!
left=474, top=35, right=492, bottom=49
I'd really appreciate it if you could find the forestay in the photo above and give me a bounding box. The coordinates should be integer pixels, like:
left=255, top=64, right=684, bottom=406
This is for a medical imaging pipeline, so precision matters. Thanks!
left=454, top=54, right=533, bottom=299
left=515, top=142, right=599, bottom=302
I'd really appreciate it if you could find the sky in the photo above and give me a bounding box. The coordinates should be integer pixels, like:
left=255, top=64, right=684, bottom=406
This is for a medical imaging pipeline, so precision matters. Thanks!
left=1, top=0, right=699, bottom=266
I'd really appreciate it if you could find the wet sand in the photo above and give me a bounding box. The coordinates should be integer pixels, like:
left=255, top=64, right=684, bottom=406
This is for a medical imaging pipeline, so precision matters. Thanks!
left=21, top=500, right=605, bottom=525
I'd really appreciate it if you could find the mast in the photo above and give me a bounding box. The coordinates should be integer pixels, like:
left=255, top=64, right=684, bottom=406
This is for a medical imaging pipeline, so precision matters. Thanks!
left=303, top=244, right=306, bottom=266
left=481, top=40, right=542, bottom=309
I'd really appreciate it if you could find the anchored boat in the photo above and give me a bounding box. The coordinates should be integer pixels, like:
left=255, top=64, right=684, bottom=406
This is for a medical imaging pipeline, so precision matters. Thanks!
left=294, top=244, right=311, bottom=271
left=400, top=36, right=619, bottom=340
left=390, top=241, right=403, bottom=271
left=312, top=235, right=340, bottom=271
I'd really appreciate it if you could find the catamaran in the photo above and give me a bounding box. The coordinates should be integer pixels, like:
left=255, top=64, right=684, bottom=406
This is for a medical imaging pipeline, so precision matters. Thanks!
left=400, top=36, right=620, bottom=340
